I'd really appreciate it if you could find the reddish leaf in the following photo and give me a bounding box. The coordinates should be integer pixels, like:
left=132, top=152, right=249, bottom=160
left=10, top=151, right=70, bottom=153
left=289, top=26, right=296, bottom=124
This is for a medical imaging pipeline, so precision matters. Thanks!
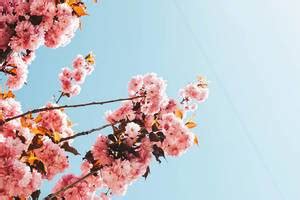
left=61, top=142, right=80, bottom=155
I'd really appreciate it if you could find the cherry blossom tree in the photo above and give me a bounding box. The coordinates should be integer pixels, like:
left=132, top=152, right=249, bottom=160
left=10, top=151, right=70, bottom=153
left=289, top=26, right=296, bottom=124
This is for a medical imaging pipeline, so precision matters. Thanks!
left=0, top=1, right=209, bottom=200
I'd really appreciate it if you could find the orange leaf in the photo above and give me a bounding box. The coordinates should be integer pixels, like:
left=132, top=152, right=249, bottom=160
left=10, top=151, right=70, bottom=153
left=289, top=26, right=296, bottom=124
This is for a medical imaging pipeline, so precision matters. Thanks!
left=4, top=90, right=15, bottom=99
left=185, top=120, right=197, bottom=129
left=0, top=111, right=3, bottom=121
left=21, top=114, right=33, bottom=128
left=52, top=131, right=61, bottom=143
left=30, top=126, right=49, bottom=135
left=34, top=114, right=42, bottom=123
left=71, top=2, right=88, bottom=17
left=194, top=135, right=199, bottom=145
left=7, top=68, right=17, bottom=75
left=0, top=90, right=15, bottom=99
left=85, top=53, right=95, bottom=65
left=22, top=151, right=47, bottom=175
left=175, top=108, right=183, bottom=119
left=67, top=120, right=73, bottom=127
left=20, top=117, right=29, bottom=128
left=66, top=0, right=77, bottom=4
left=26, top=151, right=38, bottom=165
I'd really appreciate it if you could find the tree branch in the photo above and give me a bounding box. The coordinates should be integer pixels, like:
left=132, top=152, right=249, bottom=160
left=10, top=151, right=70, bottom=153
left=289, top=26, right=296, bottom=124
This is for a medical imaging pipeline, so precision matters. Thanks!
left=59, top=123, right=112, bottom=143
left=1, top=96, right=144, bottom=125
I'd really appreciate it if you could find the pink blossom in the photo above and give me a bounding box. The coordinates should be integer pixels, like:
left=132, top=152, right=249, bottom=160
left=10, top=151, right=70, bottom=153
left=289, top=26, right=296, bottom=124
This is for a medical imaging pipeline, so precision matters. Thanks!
left=125, top=122, right=140, bottom=138
left=0, top=97, right=22, bottom=118
left=73, top=68, right=87, bottom=83
left=58, top=54, right=95, bottom=97
left=6, top=54, right=28, bottom=90
left=105, top=102, right=135, bottom=123
left=38, top=103, right=73, bottom=138
left=34, top=138, right=69, bottom=180
left=10, top=21, right=44, bottom=51
left=0, top=22, right=12, bottom=50
left=160, top=113, right=194, bottom=156
left=180, top=80, right=209, bottom=103
left=91, top=135, right=113, bottom=166
left=128, top=75, right=143, bottom=96
left=73, top=55, right=86, bottom=69
left=0, top=137, right=42, bottom=198
left=52, top=174, right=96, bottom=200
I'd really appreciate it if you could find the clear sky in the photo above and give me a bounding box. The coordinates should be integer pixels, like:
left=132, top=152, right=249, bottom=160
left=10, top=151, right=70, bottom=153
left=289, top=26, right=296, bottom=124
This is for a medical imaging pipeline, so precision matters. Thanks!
left=15, top=0, right=300, bottom=199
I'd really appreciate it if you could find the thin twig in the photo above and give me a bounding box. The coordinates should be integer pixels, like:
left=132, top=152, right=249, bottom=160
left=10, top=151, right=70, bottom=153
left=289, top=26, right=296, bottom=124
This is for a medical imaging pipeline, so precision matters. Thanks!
left=45, top=170, right=99, bottom=200
left=59, top=123, right=112, bottom=143
left=55, top=92, right=64, bottom=104
left=2, top=96, right=144, bottom=125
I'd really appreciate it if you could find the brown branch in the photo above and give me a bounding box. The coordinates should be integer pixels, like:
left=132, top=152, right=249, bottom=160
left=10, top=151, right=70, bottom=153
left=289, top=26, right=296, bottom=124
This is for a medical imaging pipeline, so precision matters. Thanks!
left=45, top=170, right=99, bottom=200
left=59, top=123, right=112, bottom=143
left=1, top=96, right=144, bottom=125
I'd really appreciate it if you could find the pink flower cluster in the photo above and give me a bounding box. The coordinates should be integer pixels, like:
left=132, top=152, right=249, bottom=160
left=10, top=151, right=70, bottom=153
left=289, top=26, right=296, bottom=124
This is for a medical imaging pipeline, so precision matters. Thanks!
left=59, top=54, right=95, bottom=97
left=53, top=173, right=109, bottom=200
left=160, top=113, right=194, bottom=156
left=0, top=136, right=42, bottom=199
left=38, top=103, right=74, bottom=138
left=52, top=73, right=209, bottom=199
left=34, top=138, right=69, bottom=180
left=4, top=53, right=29, bottom=90
left=0, top=0, right=84, bottom=90
left=0, top=95, right=32, bottom=140
left=128, top=73, right=167, bottom=115
left=180, top=76, right=209, bottom=111
left=0, top=94, right=75, bottom=198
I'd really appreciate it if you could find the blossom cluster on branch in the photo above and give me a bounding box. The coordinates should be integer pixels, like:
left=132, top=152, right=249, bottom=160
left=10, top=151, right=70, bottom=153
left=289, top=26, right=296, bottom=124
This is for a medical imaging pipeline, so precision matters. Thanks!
left=0, top=68, right=209, bottom=199
left=59, top=53, right=95, bottom=97
left=0, top=53, right=94, bottom=199
left=0, top=0, right=88, bottom=90
left=49, top=73, right=209, bottom=199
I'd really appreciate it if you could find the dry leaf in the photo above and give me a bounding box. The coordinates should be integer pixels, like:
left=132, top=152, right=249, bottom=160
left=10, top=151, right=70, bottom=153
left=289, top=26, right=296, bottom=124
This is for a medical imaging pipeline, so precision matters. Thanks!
left=61, top=142, right=80, bottom=155
left=21, top=114, right=33, bottom=128
left=67, top=120, right=73, bottom=127
left=85, top=53, right=95, bottom=65
left=185, top=120, right=197, bottom=129
left=71, top=2, right=88, bottom=17
left=7, top=68, right=17, bottom=75
left=34, top=114, right=42, bottom=123
left=30, top=126, right=49, bottom=135
left=194, top=135, right=199, bottom=145
left=5, top=90, right=15, bottom=98
left=26, top=151, right=38, bottom=165
left=0, top=90, right=15, bottom=99
left=52, top=131, right=61, bottom=143
left=175, top=108, right=183, bottom=119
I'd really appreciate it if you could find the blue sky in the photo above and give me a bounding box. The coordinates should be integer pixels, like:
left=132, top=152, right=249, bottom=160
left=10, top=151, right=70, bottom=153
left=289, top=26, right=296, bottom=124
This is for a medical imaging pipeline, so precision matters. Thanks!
left=15, top=0, right=300, bottom=199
